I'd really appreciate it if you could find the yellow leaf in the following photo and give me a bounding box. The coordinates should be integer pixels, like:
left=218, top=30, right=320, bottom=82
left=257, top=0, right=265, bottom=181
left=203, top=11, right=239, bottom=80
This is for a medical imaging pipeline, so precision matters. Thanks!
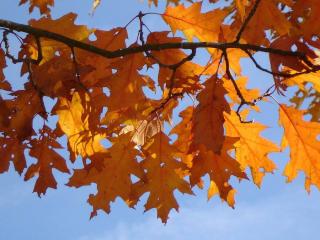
left=224, top=111, right=279, bottom=186
left=279, top=105, right=320, bottom=192
left=55, top=92, right=106, bottom=161
left=91, top=0, right=101, bottom=13
left=285, top=71, right=320, bottom=93
left=163, top=2, right=228, bottom=42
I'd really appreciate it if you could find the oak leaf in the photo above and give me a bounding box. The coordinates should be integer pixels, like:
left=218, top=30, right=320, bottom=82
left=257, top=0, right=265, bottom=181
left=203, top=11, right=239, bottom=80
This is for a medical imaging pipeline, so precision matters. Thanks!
left=191, top=76, right=230, bottom=154
left=236, top=0, right=291, bottom=44
left=19, top=0, right=54, bottom=15
left=54, top=91, right=106, bottom=161
left=190, top=138, right=247, bottom=206
left=0, top=137, right=26, bottom=175
left=163, top=2, right=228, bottom=43
left=224, top=111, right=279, bottom=186
left=290, top=0, right=320, bottom=37
left=0, top=49, right=11, bottom=91
left=279, top=105, right=320, bottom=192
left=21, top=13, right=91, bottom=66
left=68, top=133, right=143, bottom=218
left=131, top=132, right=193, bottom=223
left=5, top=86, right=44, bottom=141
left=24, top=127, right=69, bottom=196
left=170, top=106, right=194, bottom=167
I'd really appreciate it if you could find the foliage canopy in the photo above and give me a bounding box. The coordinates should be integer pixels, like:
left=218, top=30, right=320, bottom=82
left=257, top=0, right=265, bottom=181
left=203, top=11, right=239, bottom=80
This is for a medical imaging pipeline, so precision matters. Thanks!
left=1, top=0, right=320, bottom=223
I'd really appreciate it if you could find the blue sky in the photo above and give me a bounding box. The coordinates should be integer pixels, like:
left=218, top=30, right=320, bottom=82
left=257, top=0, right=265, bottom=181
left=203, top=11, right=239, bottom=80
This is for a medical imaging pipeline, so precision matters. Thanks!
left=1, top=1, right=320, bottom=239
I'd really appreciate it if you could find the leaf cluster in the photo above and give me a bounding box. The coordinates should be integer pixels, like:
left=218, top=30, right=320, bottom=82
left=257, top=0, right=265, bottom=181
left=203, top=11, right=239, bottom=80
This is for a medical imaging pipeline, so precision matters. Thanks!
left=1, top=0, right=320, bottom=223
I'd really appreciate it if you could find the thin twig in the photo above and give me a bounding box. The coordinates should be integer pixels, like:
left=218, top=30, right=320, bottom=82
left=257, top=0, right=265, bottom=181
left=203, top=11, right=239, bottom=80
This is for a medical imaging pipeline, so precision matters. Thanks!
left=244, top=49, right=320, bottom=78
left=223, top=49, right=253, bottom=123
left=70, top=46, right=81, bottom=82
left=137, top=12, right=197, bottom=70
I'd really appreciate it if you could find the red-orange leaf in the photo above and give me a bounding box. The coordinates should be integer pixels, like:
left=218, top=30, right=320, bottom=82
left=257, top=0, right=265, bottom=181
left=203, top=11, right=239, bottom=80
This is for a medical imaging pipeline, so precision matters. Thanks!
left=0, top=49, right=11, bottom=91
left=24, top=127, right=69, bottom=196
left=191, top=76, right=230, bottom=154
left=19, top=0, right=54, bottom=15
left=0, top=137, right=26, bottom=175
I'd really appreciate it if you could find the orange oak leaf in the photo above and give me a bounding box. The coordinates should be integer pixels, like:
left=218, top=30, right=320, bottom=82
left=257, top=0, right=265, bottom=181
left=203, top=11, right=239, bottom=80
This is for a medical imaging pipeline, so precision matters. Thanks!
left=0, top=49, right=11, bottom=91
left=285, top=70, right=320, bottom=93
left=224, top=111, right=279, bottom=186
left=20, top=13, right=91, bottom=66
left=28, top=13, right=91, bottom=42
left=170, top=106, right=194, bottom=167
left=223, top=76, right=260, bottom=110
left=19, top=0, right=54, bottom=15
left=0, top=137, right=26, bottom=175
left=163, top=2, right=228, bottom=43
left=30, top=27, right=127, bottom=98
left=235, top=0, right=250, bottom=21
left=32, top=56, right=93, bottom=97
left=0, top=96, right=10, bottom=130
left=105, top=50, right=148, bottom=113
left=75, top=28, right=128, bottom=88
left=68, top=133, right=144, bottom=218
left=120, top=119, right=162, bottom=146
left=5, top=86, right=44, bottom=141
left=191, top=76, right=230, bottom=154
left=131, top=132, right=193, bottom=223
left=53, top=91, right=106, bottom=162
left=269, top=36, right=317, bottom=83
left=24, top=127, right=69, bottom=196
left=190, top=138, right=247, bottom=206
left=237, top=0, right=292, bottom=44
left=279, top=105, right=320, bottom=192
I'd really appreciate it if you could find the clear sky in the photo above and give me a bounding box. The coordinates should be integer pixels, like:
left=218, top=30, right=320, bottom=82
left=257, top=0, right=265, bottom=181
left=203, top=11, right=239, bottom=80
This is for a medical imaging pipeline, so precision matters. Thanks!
left=1, top=1, right=320, bottom=240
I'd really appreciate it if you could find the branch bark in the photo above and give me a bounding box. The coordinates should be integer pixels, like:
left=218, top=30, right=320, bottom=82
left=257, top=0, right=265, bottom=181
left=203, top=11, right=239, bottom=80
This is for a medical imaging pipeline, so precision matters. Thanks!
left=0, top=18, right=314, bottom=63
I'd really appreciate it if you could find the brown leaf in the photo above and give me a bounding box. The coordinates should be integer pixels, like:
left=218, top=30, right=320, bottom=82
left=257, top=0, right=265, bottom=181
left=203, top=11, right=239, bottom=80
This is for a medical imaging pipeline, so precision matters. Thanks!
left=191, top=76, right=230, bottom=154
left=24, top=127, right=69, bottom=196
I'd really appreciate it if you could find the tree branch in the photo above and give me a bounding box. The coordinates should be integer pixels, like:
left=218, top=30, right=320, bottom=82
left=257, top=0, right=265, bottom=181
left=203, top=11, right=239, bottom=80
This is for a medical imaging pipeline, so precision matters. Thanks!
left=0, top=19, right=314, bottom=62
left=223, top=49, right=254, bottom=123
